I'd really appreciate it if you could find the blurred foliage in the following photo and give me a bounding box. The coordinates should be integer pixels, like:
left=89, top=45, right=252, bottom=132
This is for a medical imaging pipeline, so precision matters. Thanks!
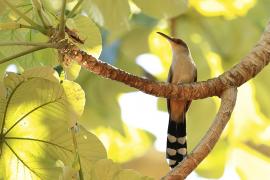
left=189, top=0, right=256, bottom=18
left=0, top=0, right=270, bottom=179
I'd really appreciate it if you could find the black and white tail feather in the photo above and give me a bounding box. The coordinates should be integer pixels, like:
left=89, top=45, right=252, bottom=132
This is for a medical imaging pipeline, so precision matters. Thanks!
left=166, top=116, right=187, bottom=168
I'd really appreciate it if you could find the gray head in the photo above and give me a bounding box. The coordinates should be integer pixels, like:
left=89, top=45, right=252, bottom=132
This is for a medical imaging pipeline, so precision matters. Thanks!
left=157, top=32, right=189, bottom=52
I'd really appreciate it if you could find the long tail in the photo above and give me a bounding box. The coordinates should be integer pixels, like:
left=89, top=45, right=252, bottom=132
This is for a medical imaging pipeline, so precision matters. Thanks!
left=166, top=117, right=187, bottom=168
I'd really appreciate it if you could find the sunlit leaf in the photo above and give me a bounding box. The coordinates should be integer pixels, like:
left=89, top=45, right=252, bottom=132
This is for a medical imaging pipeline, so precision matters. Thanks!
left=63, top=61, right=81, bottom=81
left=0, top=67, right=106, bottom=179
left=83, top=0, right=130, bottom=32
left=42, top=0, right=62, bottom=12
left=91, top=159, right=121, bottom=180
left=22, top=66, right=59, bottom=82
left=133, top=0, right=188, bottom=19
left=0, top=30, right=58, bottom=69
left=91, top=159, right=154, bottom=180
left=0, top=1, right=7, bottom=15
left=62, top=80, right=85, bottom=124
left=0, top=81, right=7, bottom=98
left=120, top=26, right=151, bottom=60
left=77, top=70, right=135, bottom=133
left=115, top=169, right=153, bottom=180
left=66, top=15, right=102, bottom=59
left=189, top=0, right=256, bottom=19
left=93, top=125, right=155, bottom=163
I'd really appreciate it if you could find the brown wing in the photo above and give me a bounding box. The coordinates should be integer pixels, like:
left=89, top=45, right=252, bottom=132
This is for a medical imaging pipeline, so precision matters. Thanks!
left=185, top=68, right=197, bottom=111
left=167, top=67, right=173, bottom=114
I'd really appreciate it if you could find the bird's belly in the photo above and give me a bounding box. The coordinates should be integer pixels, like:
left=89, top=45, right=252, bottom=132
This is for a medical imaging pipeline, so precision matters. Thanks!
left=171, top=60, right=195, bottom=83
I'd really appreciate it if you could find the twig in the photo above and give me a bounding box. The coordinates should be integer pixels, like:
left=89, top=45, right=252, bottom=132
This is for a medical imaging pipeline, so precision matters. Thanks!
left=32, top=0, right=49, bottom=28
left=162, top=88, right=237, bottom=180
left=245, top=141, right=270, bottom=157
left=67, top=0, right=83, bottom=19
left=2, top=0, right=46, bottom=34
left=0, top=42, right=54, bottom=47
left=0, top=46, right=52, bottom=64
left=71, top=127, right=84, bottom=180
left=58, top=0, right=67, bottom=38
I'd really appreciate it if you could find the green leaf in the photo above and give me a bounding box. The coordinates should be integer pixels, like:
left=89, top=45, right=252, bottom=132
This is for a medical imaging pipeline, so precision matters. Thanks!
left=66, top=15, right=102, bottom=59
left=83, top=0, right=130, bottom=32
left=132, top=0, right=188, bottom=19
left=115, top=169, right=153, bottom=180
left=0, top=30, right=58, bottom=69
left=63, top=61, right=82, bottom=81
left=0, top=22, right=21, bottom=30
left=0, top=81, right=7, bottom=98
left=93, top=125, right=155, bottom=163
left=0, top=67, right=106, bottom=179
left=0, top=1, right=58, bottom=68
left=120, top=26, right=151, bottom=60
left=62, top=80, right=85, bottom=124
left=91, top=159, right=154, bottom=180
left=22, top=66, right=60, bottom=82
left=0, top=1, right=7, bottom=15
left=77, top=70, right=133, bottom=133
left=91, top=159, right=121, bottom=180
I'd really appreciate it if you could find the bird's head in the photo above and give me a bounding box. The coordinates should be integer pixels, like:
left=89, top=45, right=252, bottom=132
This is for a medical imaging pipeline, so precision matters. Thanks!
left=157, top=32, right=189, bottom=54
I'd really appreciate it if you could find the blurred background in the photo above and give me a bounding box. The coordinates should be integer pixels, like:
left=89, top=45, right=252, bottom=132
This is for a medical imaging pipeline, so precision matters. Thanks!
left=75, top=0, right=270, bottom=179
left=1, top=0, right=270, bottom=179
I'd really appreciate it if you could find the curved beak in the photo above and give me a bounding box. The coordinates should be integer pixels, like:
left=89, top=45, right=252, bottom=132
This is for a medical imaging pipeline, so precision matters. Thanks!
left=157, top=32, right=174, bottom=42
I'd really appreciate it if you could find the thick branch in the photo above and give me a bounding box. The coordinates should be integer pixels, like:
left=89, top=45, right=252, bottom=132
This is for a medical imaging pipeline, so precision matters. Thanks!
left=162, top=88, right=237, bottom=180
left=60, top=22, right=270, bottom=100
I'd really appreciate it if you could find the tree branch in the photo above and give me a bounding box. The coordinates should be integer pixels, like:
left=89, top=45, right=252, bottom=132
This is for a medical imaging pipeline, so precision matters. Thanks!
left=161, top=88, right=237, bottom=180
left=59, top=21, right=270, bottom=100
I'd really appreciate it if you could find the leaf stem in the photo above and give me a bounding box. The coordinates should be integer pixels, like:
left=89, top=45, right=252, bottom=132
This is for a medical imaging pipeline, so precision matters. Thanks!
left=16, top=7, right=33, bottom=22
left=67, top=0, right=84, bottom=19
left=58, top=0, right=67, bottom=38
left=37, top=9, right=48, bottom=28
left=71, top=126, right=84, bottom=180
left=0, top=42, right=54, bottom=47
left=2, top=0, right=47, bottom=34
left=0, top=46, right=52, bottom=65
left=32, top=0, right=49, bottom=28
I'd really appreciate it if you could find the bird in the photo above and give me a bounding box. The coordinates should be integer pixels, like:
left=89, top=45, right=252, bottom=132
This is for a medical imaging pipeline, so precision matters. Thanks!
left=157, top=32, right=197, bottom=169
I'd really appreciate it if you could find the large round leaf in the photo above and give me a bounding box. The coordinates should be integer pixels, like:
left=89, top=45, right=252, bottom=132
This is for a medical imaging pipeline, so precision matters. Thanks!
left=133, top=0, right=188, bottom=19
left=83, top=0, right=130, bottom=32
left=0, top=67, right=106, bottom=179
left=91, top=159, right=154, bottom=180
left=66, top=15, right=102, bottom=59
